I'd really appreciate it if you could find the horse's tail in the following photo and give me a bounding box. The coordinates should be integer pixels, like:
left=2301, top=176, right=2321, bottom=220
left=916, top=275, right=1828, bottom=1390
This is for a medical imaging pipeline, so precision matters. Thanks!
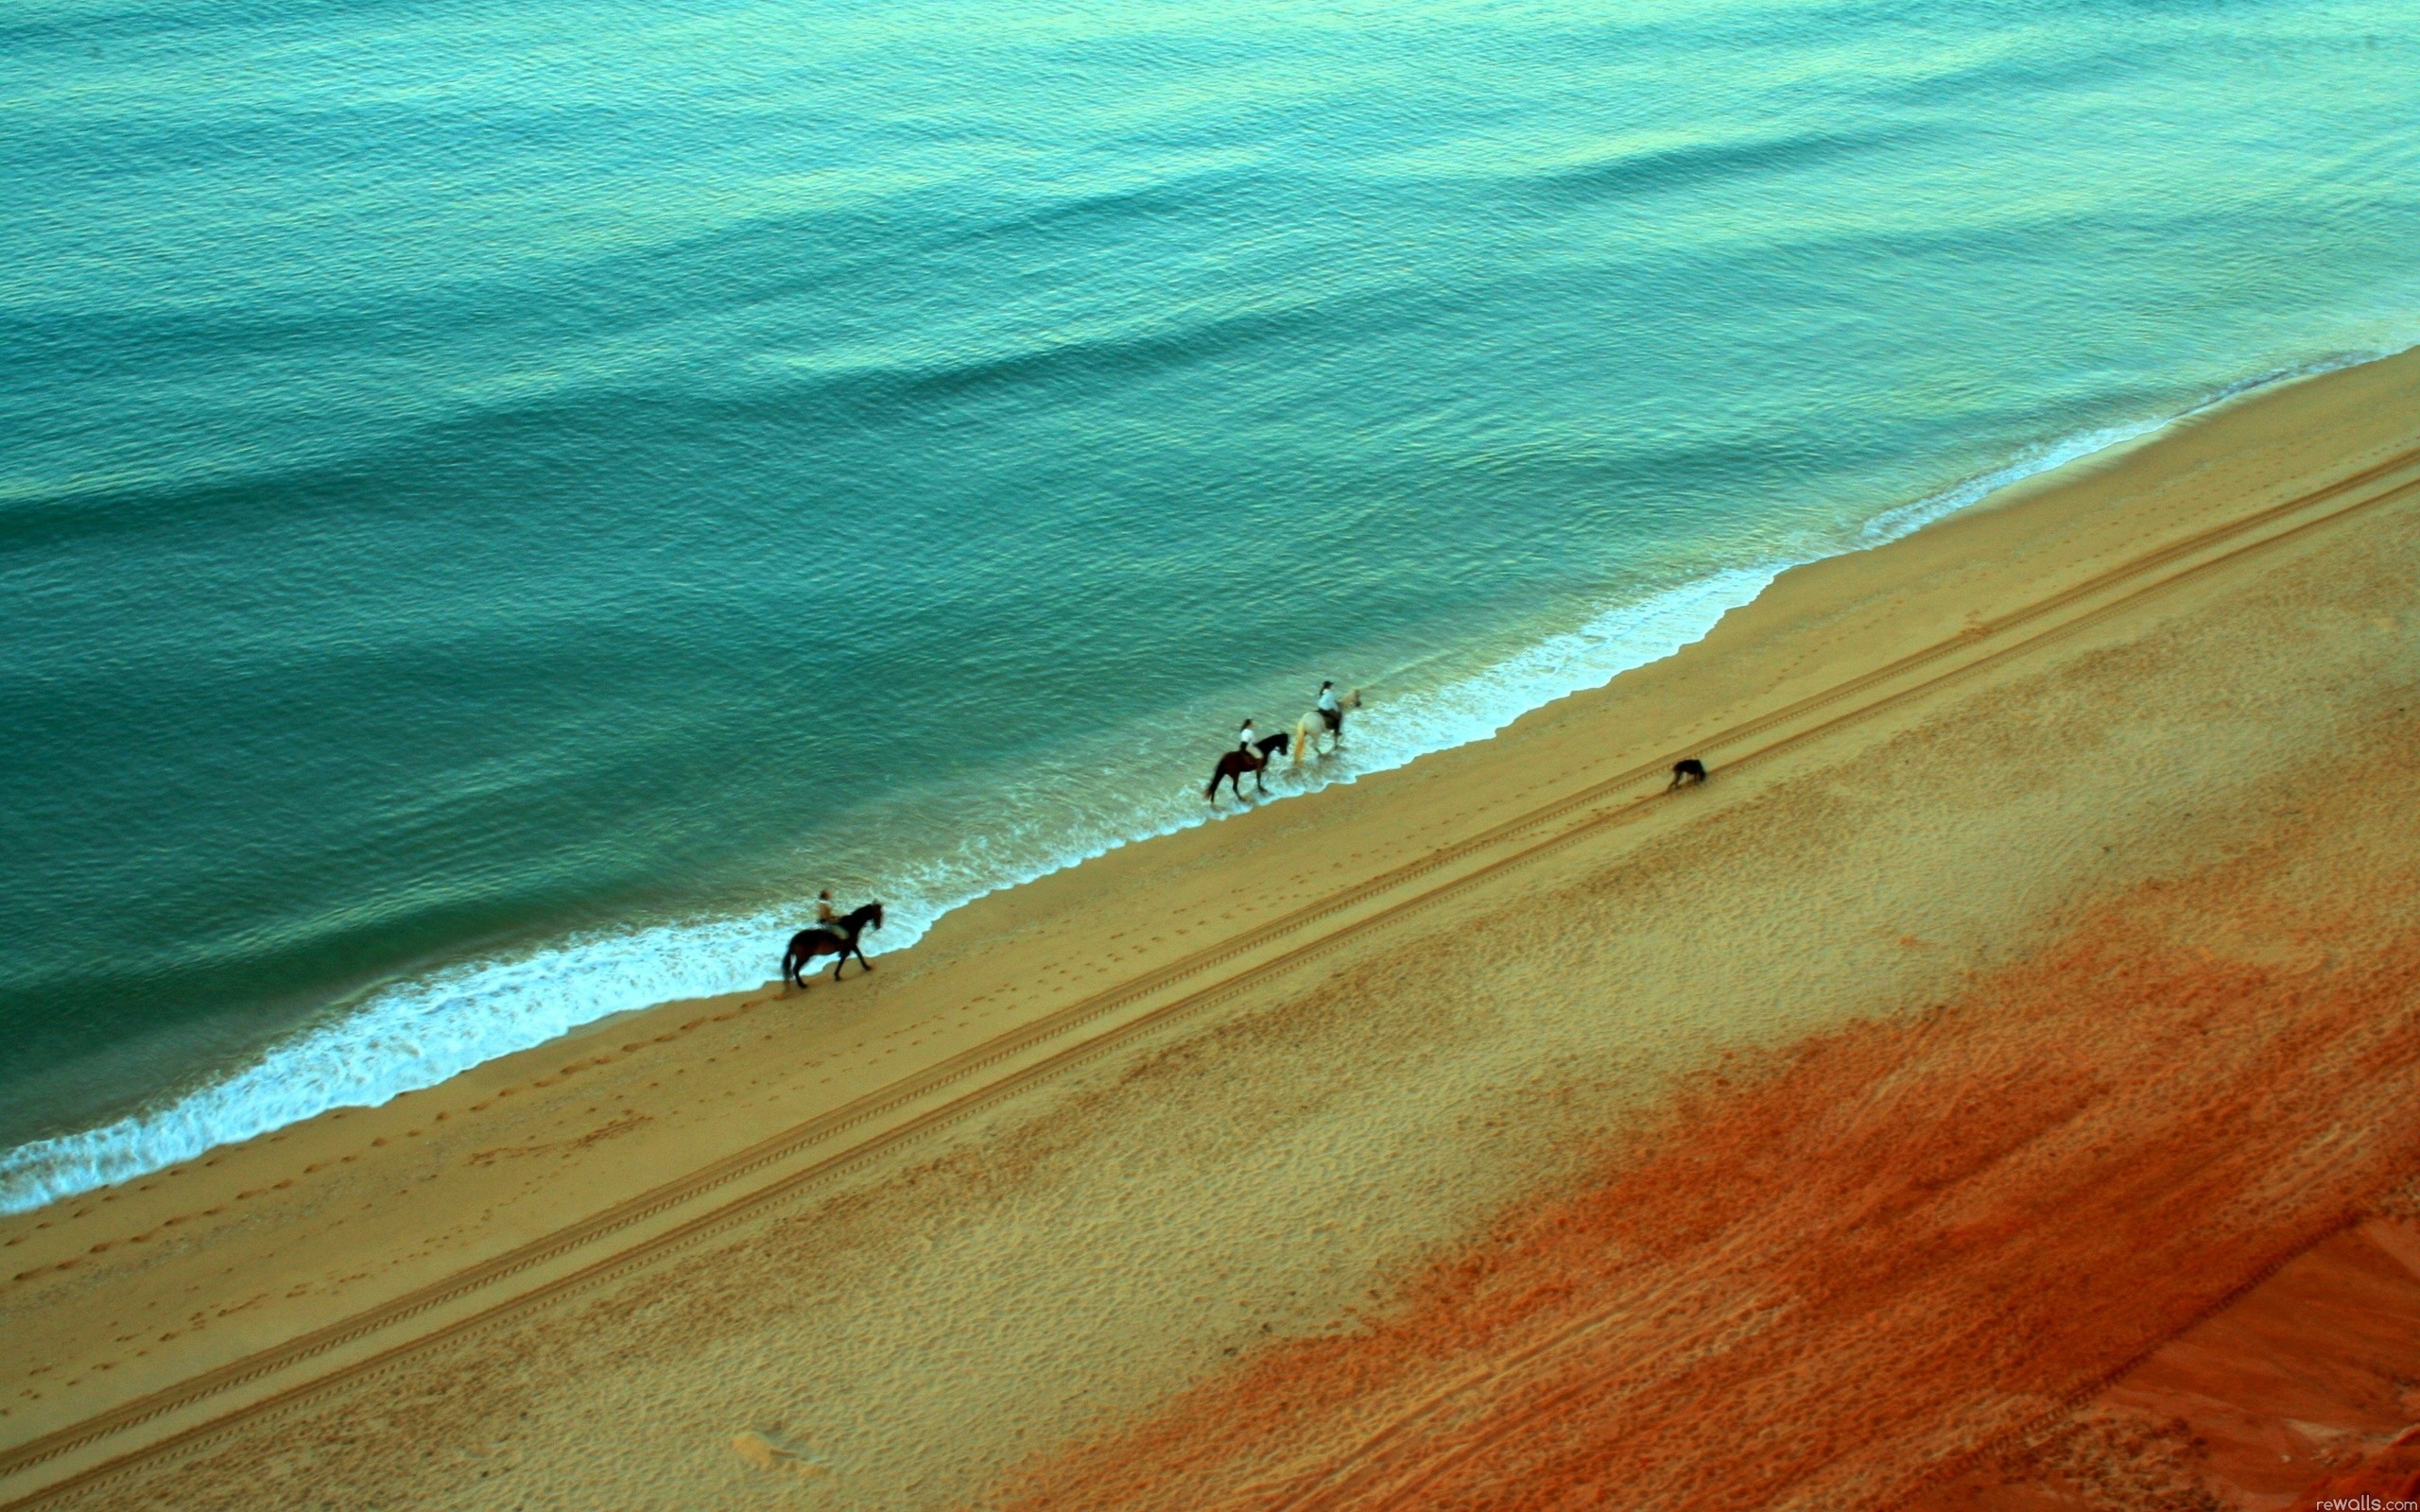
left=1204, top=762, right=1223, bottom=800
left=1293, top=716, right=1314, bottom=766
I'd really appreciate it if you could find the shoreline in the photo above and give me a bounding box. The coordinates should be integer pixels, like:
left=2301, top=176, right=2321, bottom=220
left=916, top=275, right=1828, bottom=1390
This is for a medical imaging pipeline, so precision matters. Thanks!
left=4, top=340, right=2418, bottom=1507
left=6, top=337, right=2412, bottom=1218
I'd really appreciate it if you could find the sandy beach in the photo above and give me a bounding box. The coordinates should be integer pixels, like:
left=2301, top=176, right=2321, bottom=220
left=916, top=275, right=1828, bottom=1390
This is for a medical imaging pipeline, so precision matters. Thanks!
left=4, top=346, right=2419, bottom=1510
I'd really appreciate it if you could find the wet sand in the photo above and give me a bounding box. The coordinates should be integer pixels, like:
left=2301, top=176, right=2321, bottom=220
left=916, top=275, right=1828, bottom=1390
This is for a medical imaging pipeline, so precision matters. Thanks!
left=2, top=348, right=2417, bottom=1510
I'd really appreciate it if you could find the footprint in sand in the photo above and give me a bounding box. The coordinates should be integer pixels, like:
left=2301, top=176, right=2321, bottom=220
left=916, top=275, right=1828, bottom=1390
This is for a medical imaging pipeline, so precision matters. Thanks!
left=733, top=1429, right=827, bottom=1480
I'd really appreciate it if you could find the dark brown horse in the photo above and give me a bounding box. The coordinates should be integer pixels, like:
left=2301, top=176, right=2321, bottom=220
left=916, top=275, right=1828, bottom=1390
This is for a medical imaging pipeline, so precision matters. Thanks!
left=1205, top=741, right=1274, bottom=803
left=782, top=902, right=884, bottom=990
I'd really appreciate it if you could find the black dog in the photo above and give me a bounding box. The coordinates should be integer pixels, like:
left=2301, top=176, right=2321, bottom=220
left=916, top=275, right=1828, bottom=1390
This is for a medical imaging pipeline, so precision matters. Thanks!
left=1667, top=757, right=1707, bottom=792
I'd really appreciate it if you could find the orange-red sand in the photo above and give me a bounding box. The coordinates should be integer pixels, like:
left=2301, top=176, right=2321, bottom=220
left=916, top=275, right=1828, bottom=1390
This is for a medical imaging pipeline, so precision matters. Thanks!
left=1913, top=1218, right=2420, bottom=1510
left=992, top=754, right=2420, bottom=1512
left=2295, top=1428, right=2420, bottom=1511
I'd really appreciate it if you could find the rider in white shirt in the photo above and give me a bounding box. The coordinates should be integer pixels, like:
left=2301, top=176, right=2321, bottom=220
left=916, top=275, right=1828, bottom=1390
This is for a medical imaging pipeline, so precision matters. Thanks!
left=815, top=890, right=842, bottom=929
left=1237, top=718, right=1257, bottom=752
left=1316, top=681, right=1341, bottom=734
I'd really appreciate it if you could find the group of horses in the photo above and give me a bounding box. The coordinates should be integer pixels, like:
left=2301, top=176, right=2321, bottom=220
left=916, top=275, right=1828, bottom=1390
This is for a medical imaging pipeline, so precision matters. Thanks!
left=783, top=689, right=1367, bottom=990
left=782, top=690, right=1707, bottom=991
left=1204, top=687, right=1362, bottom=804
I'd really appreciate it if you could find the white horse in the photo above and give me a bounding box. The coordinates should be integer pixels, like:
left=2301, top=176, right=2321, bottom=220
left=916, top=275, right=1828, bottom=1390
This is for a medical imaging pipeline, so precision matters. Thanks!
left=1290, top=688, right=1363, bottom=768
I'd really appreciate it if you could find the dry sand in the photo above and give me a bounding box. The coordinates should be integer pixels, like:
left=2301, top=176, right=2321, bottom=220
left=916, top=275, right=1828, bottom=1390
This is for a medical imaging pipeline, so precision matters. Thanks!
left=3, top=348, right=2417, bottom=1511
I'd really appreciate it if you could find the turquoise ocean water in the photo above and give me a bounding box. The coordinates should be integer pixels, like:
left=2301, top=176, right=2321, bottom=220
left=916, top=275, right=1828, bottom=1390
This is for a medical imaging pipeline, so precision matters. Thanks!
left=4, top=0, right=2417, bottom=1211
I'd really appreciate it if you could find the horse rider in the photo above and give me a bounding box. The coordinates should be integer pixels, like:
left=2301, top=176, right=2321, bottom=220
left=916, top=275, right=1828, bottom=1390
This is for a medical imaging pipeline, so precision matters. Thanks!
left=1317, top=680, right=1342, bottom=736
left=815, top=889, right=843, bottom=930
left=1237, top=717, right=1258, bottom=753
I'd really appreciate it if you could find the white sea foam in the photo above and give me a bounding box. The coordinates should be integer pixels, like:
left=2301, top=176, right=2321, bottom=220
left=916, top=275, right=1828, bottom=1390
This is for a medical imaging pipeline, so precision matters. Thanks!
left=0, top=352, right=2398, bottom=1215
left=1858, top=349, right=2394, bottom=549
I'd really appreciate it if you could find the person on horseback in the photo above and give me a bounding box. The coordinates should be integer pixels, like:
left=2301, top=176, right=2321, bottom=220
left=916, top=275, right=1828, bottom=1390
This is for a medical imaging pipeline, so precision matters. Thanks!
left=1237, top=718, right=1257, bottom=751
left=1316, top=681, right=1342, bottom=736
left=783, top=901, right=885, bottom=989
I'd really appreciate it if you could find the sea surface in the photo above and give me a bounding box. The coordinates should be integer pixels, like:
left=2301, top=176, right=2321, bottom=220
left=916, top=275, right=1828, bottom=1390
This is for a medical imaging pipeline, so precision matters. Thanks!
left=4, top=0, right=2417, bottom=1212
